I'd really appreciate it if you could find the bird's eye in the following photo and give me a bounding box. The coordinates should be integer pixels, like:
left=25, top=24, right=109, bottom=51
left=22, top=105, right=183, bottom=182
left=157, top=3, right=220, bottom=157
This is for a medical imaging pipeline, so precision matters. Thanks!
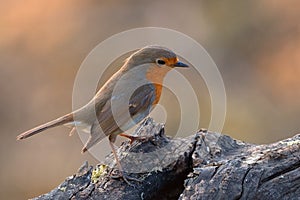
left=156, top=59, right=166, bottom=65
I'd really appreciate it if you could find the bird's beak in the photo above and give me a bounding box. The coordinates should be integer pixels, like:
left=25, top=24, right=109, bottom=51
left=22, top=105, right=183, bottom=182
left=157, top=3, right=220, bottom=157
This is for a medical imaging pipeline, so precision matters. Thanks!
left=173, top=61, right=189, bottom=68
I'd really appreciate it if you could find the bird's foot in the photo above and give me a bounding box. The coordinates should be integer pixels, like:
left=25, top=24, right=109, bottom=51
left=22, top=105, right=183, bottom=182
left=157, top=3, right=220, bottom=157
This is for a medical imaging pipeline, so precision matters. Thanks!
left=109, top=169, right=142, bottom=186
left=119, top=133, right=152, bottom=145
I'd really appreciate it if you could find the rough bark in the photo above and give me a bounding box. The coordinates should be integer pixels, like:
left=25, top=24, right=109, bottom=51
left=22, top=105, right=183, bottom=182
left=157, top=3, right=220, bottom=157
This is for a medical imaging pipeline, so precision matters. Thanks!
left=33, top=118, right=300, bottom=200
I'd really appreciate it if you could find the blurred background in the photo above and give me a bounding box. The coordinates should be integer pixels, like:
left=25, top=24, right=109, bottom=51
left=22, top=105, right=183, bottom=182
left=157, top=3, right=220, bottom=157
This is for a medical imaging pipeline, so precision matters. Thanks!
left=1, top=0, right=300, bottom=199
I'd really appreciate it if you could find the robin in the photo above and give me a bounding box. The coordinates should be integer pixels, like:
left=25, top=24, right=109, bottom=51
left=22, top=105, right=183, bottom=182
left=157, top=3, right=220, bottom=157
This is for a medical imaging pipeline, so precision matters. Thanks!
left=17, top=45, right=189, bottom=184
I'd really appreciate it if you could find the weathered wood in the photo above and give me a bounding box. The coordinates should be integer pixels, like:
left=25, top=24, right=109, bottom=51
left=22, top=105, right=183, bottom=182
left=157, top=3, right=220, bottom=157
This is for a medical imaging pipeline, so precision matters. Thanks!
left=34, top=118, right=300, bottom=200
left=180, top=131, right=300, bottom=200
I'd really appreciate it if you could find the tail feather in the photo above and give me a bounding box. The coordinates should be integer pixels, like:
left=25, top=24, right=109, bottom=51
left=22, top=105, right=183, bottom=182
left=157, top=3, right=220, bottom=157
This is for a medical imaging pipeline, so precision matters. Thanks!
left=17, top=113, right=73, bottom=140
left=81, top=121, right=107, bottom=153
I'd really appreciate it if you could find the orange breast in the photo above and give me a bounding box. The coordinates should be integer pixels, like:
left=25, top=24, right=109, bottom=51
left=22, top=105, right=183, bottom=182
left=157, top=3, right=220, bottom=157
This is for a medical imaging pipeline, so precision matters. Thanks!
left=152, top=83, right=163, bottom=105
left=146, top=65, right=170, bottom=105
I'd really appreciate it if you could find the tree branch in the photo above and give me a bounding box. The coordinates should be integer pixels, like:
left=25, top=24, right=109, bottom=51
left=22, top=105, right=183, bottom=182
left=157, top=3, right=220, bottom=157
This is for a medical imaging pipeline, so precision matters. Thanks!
left=33, top=118, right=300, bottom=200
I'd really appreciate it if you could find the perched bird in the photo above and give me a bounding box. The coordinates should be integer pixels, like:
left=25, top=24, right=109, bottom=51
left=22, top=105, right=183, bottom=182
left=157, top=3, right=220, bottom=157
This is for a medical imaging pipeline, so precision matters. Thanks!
left=17, top=45, right=189, bottom=184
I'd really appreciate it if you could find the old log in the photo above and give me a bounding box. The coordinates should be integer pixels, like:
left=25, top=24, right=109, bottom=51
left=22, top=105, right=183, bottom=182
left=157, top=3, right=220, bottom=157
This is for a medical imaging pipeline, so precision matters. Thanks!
left=33, top=118, right=300, bottom=200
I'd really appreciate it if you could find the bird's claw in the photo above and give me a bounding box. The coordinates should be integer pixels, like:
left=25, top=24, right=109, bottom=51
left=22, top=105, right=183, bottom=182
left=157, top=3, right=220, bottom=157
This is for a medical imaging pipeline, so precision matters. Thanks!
left=110, top=169, right=142, bottom=186
left=119, top=133, right=153, bottom=145
left=111, top=174, right=141, bottom=187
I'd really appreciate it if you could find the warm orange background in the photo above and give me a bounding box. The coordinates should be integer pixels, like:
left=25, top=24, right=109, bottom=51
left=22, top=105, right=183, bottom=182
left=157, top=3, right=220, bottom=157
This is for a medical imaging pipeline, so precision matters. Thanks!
left=1, top=1, right=300, bottom=199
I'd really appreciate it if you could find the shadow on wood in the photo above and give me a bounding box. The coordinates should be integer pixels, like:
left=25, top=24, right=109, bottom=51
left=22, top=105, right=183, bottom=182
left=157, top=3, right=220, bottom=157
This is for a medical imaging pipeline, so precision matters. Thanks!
left=33, top=118, right=300, bottom=200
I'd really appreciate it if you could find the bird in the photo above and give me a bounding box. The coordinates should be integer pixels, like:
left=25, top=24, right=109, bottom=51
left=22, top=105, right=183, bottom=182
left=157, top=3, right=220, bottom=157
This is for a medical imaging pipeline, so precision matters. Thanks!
left=17, top=45, right=189, bottom=184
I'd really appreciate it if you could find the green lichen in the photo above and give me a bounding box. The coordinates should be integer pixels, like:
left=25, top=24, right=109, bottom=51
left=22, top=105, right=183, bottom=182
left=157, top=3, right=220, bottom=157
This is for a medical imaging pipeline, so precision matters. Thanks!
left=91, top=164, right=108, bottom=183
left=59, top=186, right=67, bottom=192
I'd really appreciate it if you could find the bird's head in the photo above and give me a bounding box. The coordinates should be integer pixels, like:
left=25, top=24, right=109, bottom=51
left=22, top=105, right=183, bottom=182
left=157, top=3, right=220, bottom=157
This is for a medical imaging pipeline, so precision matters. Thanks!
left=122, top=45, right=189, bottom=84
left=125, top=45, right=189, bottom=70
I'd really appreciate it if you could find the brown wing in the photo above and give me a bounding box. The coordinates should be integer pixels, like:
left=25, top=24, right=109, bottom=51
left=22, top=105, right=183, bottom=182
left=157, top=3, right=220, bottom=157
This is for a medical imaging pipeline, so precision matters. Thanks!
left=82, top=84, right=156, bottom=151
left=128, top=84, right=156, bottom=123
left=97, top=84, right=156, bottom=134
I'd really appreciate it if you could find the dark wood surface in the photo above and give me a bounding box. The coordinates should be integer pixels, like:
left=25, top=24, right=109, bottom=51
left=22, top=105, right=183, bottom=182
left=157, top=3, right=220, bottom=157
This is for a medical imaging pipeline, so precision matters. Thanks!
left=34, top=118, right=300, bottom=200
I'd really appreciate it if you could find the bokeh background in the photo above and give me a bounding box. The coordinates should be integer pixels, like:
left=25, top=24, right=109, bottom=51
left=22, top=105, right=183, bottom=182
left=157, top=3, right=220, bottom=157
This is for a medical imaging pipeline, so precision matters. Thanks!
left=1, top=0, right=300, bottom=199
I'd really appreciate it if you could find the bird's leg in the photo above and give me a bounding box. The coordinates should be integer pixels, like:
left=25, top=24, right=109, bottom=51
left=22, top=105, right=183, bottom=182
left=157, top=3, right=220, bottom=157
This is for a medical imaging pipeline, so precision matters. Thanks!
left=119, top=133, right=150, bottom=144
left=108, top=135, right=141, bottom=186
